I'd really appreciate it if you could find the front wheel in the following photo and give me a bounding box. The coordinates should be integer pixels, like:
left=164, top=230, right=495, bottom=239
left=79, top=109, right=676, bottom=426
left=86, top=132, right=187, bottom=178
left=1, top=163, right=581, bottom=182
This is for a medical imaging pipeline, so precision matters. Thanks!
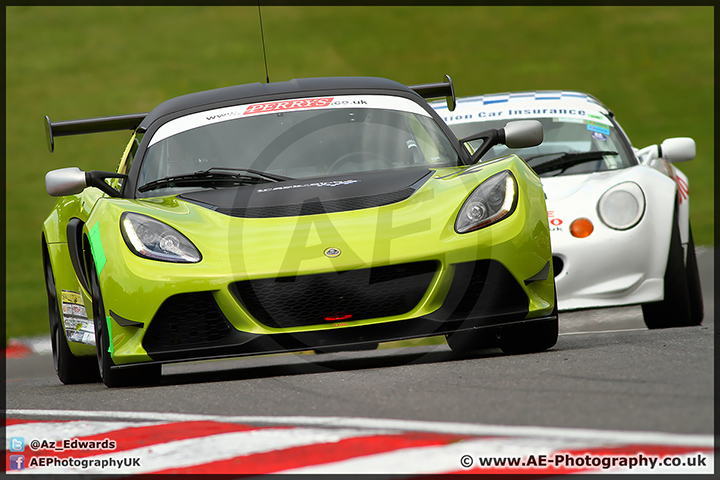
left=43, top=246, right=99, bottom=384
left=445, top=328, right=500, bottom=355
left=498, top=289, right=559, bottom=355
left=314, top=343, right=379, bottom=354
left=498, top=318, right=559, bottom=355
left=88, top=254, right=161, bottom=388
left=641, top=216, right=702, bottom=329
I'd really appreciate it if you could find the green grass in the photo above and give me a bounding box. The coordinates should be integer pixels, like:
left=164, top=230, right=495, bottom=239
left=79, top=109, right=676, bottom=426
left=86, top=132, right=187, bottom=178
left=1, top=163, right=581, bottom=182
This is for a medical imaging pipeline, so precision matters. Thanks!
left=6, top=6, right=714, bottom=340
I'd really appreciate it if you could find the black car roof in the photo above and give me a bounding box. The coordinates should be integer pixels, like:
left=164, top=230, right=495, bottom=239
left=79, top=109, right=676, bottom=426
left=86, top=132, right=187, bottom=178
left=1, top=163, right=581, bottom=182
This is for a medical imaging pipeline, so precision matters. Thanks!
left=138, top=76, right=416, bottom=130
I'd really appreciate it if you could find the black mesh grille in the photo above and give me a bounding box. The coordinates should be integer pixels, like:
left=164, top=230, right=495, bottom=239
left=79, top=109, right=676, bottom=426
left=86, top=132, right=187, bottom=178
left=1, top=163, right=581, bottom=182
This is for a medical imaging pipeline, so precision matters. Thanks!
left=441, top=260, right=529, bottom=320
left=214, top=188, right=415, bottom=218
left=232, top=261, right=437, bottom=328
left=143, top=292, right=232, bottom=351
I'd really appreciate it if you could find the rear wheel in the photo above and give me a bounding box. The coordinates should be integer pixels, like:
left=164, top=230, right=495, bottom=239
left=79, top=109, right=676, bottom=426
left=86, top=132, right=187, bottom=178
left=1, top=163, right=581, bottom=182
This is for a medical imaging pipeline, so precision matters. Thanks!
left=43, top=246, right=99, bottom=384
left=88, top=254, right=161, bottom=388
left=641, top=215, right=702, bottom=328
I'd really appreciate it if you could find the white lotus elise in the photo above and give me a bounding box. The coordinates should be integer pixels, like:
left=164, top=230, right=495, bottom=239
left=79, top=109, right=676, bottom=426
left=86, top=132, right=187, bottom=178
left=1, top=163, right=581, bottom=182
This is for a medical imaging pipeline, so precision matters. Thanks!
left=432, top=91, right=702, bottom=329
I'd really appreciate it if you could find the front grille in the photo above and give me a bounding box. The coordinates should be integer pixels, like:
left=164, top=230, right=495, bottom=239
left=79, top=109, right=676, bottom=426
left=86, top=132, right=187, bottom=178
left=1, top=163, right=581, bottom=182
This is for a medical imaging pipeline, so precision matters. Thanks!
left=214, top=188, right=415, bottom=218
left=232, top=261, right=437, bottom=328
left=441, top=260, right=529, bottom=320
left=143, top=292, right=232, bottom=352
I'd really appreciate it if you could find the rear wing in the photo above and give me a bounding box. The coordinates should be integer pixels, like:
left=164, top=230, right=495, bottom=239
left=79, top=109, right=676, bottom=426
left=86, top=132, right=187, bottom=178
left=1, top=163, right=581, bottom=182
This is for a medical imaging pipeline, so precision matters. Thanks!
left=408, top=74, right=456, bottom=112
left=45, top=113, right=147, bottom=153
left=45, top=75, right=456, bottom=152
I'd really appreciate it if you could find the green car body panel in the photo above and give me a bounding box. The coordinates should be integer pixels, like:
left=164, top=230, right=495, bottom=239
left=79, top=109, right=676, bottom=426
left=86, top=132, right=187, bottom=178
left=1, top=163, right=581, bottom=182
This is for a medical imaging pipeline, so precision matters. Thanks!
left=41, top=76, right=556, bottom=386
left=44, top=156, right=553, bottom=365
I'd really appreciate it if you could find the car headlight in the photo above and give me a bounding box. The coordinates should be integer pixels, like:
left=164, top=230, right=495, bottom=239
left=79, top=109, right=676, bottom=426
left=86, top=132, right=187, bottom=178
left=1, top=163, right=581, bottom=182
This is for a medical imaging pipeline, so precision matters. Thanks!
left=597, top=182, right=645, bottom=230
left=455, top=170, right=518, bottom=233
left=121, top=212, right=201, bottom=263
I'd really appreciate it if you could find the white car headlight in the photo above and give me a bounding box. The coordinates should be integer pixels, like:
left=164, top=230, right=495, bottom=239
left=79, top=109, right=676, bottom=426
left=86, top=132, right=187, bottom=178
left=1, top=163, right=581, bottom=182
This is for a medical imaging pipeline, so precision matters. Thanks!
left=597, top=182, right=645, bottom=230
left=121, top=212, right=201, bottom=263
left=455, top=170, right=518, bottom=233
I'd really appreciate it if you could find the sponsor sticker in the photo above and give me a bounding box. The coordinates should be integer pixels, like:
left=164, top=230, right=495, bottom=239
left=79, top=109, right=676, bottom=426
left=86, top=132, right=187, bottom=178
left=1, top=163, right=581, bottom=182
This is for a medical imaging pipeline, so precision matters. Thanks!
left=149, top=95, right=430, bottom=147
left=442, top=105, right=613, bottom=126
left=244, top=97, right=334, bottom=115
left=547, top=211, right=564, bottom=232
left=61, top=290, right=95, bottom=346
left=257, top=179, right=359, bottom=193
left=587, top=122, right=610, bottom=135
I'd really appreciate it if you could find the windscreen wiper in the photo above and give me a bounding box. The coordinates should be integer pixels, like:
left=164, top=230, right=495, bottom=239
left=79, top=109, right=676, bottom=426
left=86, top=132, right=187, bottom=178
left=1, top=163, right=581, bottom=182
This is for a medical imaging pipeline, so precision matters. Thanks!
left=528, top=151, right=618, bottom=175
left=138, top=167, right=295, bottom=193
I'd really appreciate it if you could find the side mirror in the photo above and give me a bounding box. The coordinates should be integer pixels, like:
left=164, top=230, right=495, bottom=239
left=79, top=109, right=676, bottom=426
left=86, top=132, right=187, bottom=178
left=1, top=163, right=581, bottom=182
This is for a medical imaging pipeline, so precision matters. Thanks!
left=660, top=137, right=695, bottom=163
left=45, top=167, right=127, bottom=197
left=46, top=167, right=87, bottom=196
left=637, top=137, right=696, bottom=165
left=503, top=120, right=544, bottom=149
left=461, top=120, right=544, bottom=164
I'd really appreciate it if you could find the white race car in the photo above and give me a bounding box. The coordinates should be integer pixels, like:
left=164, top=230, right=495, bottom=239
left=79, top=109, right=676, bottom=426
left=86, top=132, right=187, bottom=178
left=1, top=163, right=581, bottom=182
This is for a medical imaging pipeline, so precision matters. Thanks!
left=432, top=91, right=703, bottom=329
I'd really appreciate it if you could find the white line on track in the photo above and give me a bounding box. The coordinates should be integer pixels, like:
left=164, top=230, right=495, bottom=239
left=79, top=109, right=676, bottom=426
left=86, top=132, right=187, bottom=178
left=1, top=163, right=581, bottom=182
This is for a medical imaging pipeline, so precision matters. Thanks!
left=6, top=420, right=168, bottom=443
left=7, top=409, right=714, bottom=447
left=559, top=328, right=647, bottom=336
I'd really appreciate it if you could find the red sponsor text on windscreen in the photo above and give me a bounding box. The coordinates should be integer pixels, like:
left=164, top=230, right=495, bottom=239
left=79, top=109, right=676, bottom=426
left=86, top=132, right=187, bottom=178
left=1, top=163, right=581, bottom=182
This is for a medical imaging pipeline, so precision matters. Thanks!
left=244, top=97, right=334, bottom=115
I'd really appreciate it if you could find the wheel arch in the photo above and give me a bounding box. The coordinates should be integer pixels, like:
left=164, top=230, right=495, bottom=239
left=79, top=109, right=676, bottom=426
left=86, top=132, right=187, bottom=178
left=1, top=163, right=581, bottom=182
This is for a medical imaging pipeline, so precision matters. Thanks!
left=66, top=218, right=93, bottom=294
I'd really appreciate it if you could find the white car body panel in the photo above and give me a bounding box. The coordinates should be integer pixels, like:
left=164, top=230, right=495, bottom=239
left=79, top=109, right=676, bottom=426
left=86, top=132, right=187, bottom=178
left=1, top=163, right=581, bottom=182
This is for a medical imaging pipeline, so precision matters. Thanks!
left=543, top=166, right=678, bottom=310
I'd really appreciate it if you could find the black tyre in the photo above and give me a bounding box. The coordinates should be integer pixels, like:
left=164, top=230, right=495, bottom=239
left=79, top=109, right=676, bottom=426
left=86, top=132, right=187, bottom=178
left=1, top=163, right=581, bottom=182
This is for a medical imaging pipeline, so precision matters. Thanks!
left=43, top=245, right=99, bottom=384
left=498, top=288, right=559, bottom=355
left=314, top=343, right=379, bottom=354
left=445, top=328, right=500, bottom=355
left=641, top=211, right=699, bottom=328
left=685, top=226, right=704, bottom=325
left=88, top=254, right=161, bottom=388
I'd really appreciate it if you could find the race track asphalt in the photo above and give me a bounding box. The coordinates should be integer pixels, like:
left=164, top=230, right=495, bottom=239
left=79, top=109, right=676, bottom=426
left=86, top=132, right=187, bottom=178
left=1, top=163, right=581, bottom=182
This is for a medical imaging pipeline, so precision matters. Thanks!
left=6, top=249, right=714, bottom=435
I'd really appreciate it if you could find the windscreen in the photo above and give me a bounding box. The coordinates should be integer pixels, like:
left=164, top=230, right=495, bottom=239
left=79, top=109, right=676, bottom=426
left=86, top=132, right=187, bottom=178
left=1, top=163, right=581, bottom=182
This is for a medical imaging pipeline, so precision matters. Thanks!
left=446, top=110, right=636, bottom=176
left=138, top=95, right=460, bottom=194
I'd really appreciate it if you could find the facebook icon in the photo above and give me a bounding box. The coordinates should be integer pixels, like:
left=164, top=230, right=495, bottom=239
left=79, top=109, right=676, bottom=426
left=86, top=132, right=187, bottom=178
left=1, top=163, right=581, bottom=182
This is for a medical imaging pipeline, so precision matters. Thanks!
left=9, top=455, right=25, bottom=470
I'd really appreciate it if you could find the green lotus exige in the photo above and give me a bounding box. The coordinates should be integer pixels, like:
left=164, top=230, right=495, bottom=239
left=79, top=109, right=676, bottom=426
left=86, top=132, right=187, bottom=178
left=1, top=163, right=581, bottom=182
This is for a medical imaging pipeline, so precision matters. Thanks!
left=42, top=75, right=557, bottom=387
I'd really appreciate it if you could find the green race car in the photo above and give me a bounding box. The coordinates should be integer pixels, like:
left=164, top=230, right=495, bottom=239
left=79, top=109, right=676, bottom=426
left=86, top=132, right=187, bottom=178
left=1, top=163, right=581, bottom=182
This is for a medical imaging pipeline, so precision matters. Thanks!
left=42, top=76, right=557, bottom=387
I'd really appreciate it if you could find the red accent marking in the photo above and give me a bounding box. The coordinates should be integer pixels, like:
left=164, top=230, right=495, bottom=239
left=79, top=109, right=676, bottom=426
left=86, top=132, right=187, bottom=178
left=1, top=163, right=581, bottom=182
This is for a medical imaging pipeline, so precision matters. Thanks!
left=325, top=314, right=352, bottom=321
left=676, top=176, right=689, bottom=201
left=5, top=339, right=32, bottom=359
left=150, top=432, right=473, bottom=474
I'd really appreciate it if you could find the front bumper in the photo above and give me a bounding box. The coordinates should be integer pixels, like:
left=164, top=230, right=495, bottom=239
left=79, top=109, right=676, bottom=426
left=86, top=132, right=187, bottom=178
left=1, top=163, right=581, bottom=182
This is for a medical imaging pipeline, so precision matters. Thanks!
left=550, top=204, right=671, bottom=311
left=117, top=258, right=555, bottom=367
